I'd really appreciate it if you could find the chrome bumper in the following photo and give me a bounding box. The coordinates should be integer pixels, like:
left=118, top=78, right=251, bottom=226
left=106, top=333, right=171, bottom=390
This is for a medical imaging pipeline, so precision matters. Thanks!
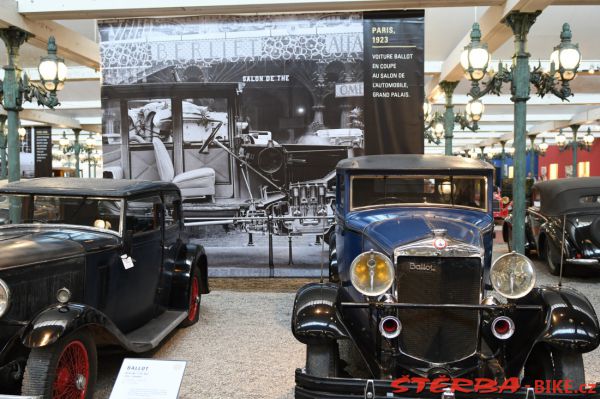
left=566, top=258, right=600, bottom=266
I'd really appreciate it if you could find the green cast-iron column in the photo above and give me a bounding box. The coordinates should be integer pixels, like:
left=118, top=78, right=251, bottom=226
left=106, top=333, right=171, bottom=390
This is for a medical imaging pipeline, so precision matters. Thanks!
left=570, top=124, right=580, bottom=177
left=505, top=11, right=540, bottom=255
left=0, top=115, right=6, bottom=179
left=1, top=28, right=30, bottom=223
left=72, top=129, right=82, bottom=177
left=500, top=140, right=507, bottom=183
left=528, top=135, right=536, bottom=177
left=439, top=81, right=459, bottom=156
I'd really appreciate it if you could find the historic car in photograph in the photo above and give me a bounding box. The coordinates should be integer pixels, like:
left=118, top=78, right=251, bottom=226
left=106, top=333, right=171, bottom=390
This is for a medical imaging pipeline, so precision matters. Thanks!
left=292, top=155, right=600, bottom=398
left=0, top=178, right=209, bottom=398
left=503, top=177, right=600, bottom=275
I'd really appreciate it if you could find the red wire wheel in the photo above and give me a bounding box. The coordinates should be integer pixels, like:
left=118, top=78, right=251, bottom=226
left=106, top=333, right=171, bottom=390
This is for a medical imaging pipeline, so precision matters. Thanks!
left=53, top=340, right=90, bottom=398
left=180, top=265, right=201, bottom=327
left=188, top=275, right=200, bottom=322
left=22, top=331, right=97, bottom=399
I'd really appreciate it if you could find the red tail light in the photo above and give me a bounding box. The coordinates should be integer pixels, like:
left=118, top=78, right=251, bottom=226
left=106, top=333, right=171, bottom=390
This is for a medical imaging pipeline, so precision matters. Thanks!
left=379, top=316, right=401, bottom=339
left=491, top=316, right=515, bottom=339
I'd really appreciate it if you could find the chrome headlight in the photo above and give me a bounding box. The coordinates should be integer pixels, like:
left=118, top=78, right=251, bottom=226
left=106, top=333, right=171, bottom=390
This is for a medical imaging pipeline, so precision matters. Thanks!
left=350, top=250, right=394, bottom=296
left=490, top=252, right=536, bottom=299
left=0, top=279, right=10, bottom=317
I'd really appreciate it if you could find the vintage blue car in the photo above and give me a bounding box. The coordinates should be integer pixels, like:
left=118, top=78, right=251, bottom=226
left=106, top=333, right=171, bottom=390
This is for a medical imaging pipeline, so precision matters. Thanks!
left=292, top=155, right=599, bottom=398
left=0, top=178, right=209, bottom=398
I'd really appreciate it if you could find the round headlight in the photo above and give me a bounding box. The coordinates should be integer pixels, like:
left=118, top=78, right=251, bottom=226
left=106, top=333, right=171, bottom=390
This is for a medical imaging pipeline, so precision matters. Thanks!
left=490, top=252, right=536, bottom=299
left=0, top=279, right=10, bottom=317
left=350, top=250, right=394, bottom=297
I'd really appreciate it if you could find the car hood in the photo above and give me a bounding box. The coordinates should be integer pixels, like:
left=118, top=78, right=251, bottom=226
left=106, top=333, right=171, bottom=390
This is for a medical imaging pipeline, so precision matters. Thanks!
left=0, top=225, right=121, bottom=269
left=345, top=207, right=491, bottom=254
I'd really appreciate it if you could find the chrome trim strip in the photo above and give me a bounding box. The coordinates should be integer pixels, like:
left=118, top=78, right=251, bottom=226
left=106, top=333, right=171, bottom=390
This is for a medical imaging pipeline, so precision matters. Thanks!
left=565, top=258, right=599, bottom=265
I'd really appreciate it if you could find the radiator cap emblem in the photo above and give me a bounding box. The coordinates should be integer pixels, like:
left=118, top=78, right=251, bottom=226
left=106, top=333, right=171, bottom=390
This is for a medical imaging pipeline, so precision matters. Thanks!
left=433, top=237, right=447, bottom=250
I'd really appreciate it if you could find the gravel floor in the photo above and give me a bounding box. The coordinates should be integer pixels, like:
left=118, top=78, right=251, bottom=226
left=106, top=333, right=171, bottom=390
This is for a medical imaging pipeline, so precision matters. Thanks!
left=93, top=266, right=600, bottom=398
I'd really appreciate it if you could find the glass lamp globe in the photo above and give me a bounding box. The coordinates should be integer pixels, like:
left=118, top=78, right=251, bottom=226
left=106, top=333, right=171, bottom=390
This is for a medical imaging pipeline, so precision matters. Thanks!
left=555, top=131, right=567, bottom=147
left=538, top=141, right=549, bottom=154
left=466, top=99, right=484, bottom=122
left=550, top=24, right=581, bottom=82
left=38, top=37, right=67, bottom=92
left=85, top=136, right=96, bottom=148
left=461, top=23, right=490, bottom=82
left=584, top=129, right=594, bottom=146
left=423, top=101, right=432, bottom=120
left=434, top=122, right=444, bottom=137
left=59, top=134, right=70, bottom=148
left=18, top=128, right=27, bottom=140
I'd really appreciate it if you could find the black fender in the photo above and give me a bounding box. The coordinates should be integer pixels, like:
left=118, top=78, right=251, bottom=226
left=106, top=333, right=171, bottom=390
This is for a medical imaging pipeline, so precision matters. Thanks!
left=20, top=303, right=142, bottom=352
left=502, top=217, right=511, bottom=243
left=170, top=244, right=210, bottom=310
left=505, top=286, right=599, bottom=376
left=291, top=283, right=349, bottom=345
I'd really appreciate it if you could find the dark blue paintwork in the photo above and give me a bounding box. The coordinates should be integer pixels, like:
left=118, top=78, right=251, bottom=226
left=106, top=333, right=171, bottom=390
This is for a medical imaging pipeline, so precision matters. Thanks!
left=292, top=154, right=599, bottom=389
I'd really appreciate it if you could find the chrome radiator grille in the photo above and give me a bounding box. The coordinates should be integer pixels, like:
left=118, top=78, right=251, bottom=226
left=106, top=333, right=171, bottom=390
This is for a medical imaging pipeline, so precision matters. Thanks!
left=395, top=257, right=482, bottom=363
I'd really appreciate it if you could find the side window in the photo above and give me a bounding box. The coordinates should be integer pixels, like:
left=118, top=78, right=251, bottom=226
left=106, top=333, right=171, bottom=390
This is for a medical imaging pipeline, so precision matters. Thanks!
left=164, top=192, right=182, bottom=228
left=337, top=174, right=345, bottom=211
left=126, top=195, right=162, bottom=234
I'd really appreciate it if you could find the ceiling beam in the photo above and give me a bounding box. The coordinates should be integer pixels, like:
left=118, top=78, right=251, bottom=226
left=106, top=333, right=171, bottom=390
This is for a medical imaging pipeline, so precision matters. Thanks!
left=528, top=106, right=600, bottom=133
left=19, top=109, right=82, bottom=129
left=16, top=0, right=505, bottom=20
left=0, top=0, right=100, bottom=69
left=428, top=0, right=553, bottom=101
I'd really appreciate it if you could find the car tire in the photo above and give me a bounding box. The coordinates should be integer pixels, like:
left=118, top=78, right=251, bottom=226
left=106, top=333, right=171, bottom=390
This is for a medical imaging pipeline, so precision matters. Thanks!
left=305, top=342, right=339, bottom=378
left=545, top=241, right=562, bottom=276
left=22, top=330, right=97, bottom=399
left=180, top=264, right=201, bottom=328
left=523, top=344, right=585, bottom=386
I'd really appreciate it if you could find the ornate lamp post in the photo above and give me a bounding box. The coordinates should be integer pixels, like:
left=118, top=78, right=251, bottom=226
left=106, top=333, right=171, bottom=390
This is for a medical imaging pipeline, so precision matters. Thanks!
left=0, top=28, right=67, bottom=222
left=59, top=129, right=85, bottom=177
left=461, top=17, right=580, bottom=254
left=426, top=84, right=484, bottom=155
left=0, top=115, right=6, bottom=179
left=556, top=126, right=594, bottom=176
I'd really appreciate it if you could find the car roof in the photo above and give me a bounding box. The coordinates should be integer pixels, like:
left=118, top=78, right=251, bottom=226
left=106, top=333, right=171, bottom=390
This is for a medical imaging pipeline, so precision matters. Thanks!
left=0, top=178, right=179, bottom=198
left=336, top=154, right=494, bottom=173
left=534, top=177, right=600, bottom=215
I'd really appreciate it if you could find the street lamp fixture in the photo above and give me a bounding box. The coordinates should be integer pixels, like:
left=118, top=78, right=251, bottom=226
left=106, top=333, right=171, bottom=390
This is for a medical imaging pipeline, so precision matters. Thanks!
left=583, top=128, right=595, bottom=150
left=1, top=28, right=67, bottom=223
left=461, top=15, right=580, bottom=255
left=18, top=127, right=26, bottom=141
left=555, top=129, right=567, bottom=148
left=423, top=107, right=445, bottom=145
left=423, top=100, right=432, bottom=122
left=59, top=132, right=71, bottom=151
left=538, top=138, right=549, bottom=155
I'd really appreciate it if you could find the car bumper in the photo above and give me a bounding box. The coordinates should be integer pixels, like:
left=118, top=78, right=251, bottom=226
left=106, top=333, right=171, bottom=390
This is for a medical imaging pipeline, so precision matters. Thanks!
left=566, top=258, right=600, bottom=266
left=295, top=369, right=600, bottom=399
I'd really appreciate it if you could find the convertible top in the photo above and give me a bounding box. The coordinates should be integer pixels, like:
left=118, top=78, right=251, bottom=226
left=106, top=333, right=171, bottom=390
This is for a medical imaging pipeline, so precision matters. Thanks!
left=337, top=154, right=494, bottom=173
left=0, top=178, right=179, bottom=198
left=535, top=177, right=600, bottom=215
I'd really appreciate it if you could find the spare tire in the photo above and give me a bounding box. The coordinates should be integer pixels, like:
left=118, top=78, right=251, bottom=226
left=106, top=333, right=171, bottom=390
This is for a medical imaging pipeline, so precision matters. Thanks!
left=591, top=216, right=600, bottom=246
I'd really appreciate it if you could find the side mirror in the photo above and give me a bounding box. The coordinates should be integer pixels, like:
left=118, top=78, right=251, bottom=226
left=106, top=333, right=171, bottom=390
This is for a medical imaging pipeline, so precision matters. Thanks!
left=123, top=230, right=133, bottom=254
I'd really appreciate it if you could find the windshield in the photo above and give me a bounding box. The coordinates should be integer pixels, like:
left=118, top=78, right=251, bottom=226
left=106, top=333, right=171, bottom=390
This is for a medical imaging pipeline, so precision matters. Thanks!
left=0, top=195, right=122, bottom=232
left=351, top=175, right=487, bottom=211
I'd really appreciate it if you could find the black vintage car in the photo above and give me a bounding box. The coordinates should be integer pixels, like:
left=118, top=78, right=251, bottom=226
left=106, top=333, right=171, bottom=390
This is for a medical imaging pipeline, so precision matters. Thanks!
left=291, top=155, right=599, bottom=398
left=0, top=178, right=209, bottom=398
left=503, top=177, right=600, bottom=274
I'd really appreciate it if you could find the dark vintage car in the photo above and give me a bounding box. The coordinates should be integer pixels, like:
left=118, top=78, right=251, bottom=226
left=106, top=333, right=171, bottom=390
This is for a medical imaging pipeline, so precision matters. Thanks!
left=503, top=177, right=600, bottom=274
left=291, top=155, right=599, bottom=398
left=0, top=178, right=209, bottom=398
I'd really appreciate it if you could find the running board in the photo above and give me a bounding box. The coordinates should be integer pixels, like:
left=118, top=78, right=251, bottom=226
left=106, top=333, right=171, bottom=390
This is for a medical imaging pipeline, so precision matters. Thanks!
left=125, top=310, right=188, bottom=352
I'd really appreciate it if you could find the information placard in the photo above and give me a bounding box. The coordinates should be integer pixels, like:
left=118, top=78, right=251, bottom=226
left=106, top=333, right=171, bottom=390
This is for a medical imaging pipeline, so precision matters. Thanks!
left=363, top=11, right=424, bottom=155
left=109, top=358, right=186, bottom=399
left=34, top=126, right=52, bottom=177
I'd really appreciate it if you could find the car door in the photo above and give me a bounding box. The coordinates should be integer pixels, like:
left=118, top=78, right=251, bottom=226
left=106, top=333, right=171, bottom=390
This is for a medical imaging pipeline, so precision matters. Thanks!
left=156, top=191, right=183, bottom=310
left=110, top=195, right=164, bottom=332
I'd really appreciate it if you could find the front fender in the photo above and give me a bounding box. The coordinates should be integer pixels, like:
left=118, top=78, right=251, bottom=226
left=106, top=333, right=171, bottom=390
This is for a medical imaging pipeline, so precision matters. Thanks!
left=291, top=283, right=349, bottom=345
left=537, top=286, right=599, bottom=351
left=169, top=244, right=210, bottom=310
left=21, top=303, right=129, bottom=350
